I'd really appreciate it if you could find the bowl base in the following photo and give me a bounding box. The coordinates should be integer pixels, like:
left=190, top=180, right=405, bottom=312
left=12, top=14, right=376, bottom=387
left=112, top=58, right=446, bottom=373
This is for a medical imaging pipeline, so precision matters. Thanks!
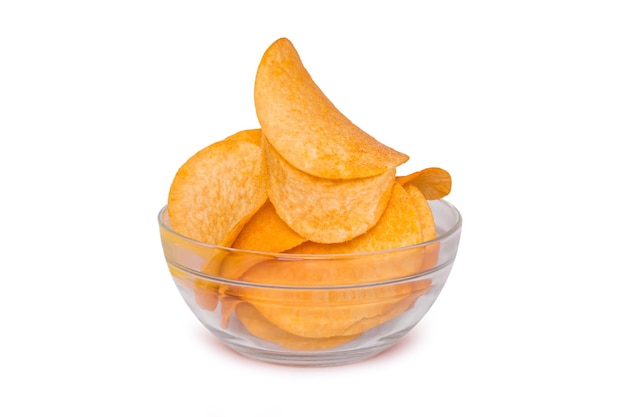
left=220, top=329, right=412, bottom=367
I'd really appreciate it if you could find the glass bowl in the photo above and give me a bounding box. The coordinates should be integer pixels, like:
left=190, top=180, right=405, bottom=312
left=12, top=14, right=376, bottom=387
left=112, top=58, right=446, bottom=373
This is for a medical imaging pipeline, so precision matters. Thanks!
left=158, top=199, right=462, bottom=366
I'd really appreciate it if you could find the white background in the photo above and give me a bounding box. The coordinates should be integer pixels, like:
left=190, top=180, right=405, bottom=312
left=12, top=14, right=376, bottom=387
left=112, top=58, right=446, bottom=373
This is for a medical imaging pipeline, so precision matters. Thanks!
left=1, top=1, right=625, bottom=416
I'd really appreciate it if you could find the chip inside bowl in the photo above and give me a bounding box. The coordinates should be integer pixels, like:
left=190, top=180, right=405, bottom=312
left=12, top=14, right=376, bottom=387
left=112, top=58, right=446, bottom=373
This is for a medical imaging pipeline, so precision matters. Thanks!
left=235, top=302, right=359, bottom=350
left=225, top=271, right=419, bottom=338
left=231, top=199, right=305, bottom=253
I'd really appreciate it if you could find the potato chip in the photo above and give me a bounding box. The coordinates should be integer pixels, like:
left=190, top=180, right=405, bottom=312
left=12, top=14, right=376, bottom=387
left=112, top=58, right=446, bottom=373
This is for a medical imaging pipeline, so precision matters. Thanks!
left=231, top=199, right=305, bottom=252
left=405, top=183, right=439, bottom=270
left=254, top=38, right=408, bottom=180
left=342, top=279, right=431, bottom=335
left=225, top=275, right=416, bottom=338
left=223, top=128, right=263, bottom=146
left=397, top=167, right=451, bottom=200
left=220, top=199, right=307, bottom=280
left=404, top=183, right=436, bottom=242
left=289, top=182, right=424, bottom=254
left=264, top=136, right=395, bottom=244
left=167, top=129, right=267, bottom=246
left=235, top=302, right=358, bottom=350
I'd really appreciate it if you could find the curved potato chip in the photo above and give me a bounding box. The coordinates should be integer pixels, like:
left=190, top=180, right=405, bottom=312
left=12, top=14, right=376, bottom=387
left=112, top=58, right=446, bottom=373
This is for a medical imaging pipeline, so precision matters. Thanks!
left=404, top=183, right=440, bottom=270
left=167, top=129, right=266, bottom=246
left=289, top=182, right=424, bottom=254
left=229, top=251, right=430, bottom=338
left=220, top=200, right=307, bottom=280
left=223, top=128, right=263, bottom=146
left=254, top=38, right=408, bottom=179
left=264, top=136, right=395, bottom=244
left=231, top=200, right=305, bottom=252
left=226, top=274, right=416, bottom=338
left=341, top=280, right=431, bottom=335
left=235, top=302, right=358, bottom=350
left=397, top=167, right=452, bottom=200
left=404, top=183, right=437, bottom=242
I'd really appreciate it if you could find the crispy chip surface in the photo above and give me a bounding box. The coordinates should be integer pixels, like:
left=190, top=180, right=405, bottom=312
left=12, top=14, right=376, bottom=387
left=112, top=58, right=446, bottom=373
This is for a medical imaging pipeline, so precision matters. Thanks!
left=168, top=129, right=266, bottom=245
left=264, top=136, right=395, bottom=244
left=289, top=182, right=423, bottom=254
left=231, top=199, right=305, bottom=252
left=254, top=38, right=408, bottom=179
left=227, top=276, right=416, bottom=338
left=397, top=167, right=452, bottom=200
left=220, top=199, right=307, bottom=280
left=228, top=244, right=430, bottom=337
left=404, top=183, right=440, bottom=269
left=342, top=281, right=430, bottom=335
left=235, top=302, right=358, bottom=350
left=223, top=128, right=263, bottom=146
left=404, top=184, right=437, bottom=242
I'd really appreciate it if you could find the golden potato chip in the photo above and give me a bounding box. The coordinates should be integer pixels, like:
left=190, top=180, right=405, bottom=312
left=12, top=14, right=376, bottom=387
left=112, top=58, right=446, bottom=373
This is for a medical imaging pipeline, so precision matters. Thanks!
left=264, top=136, right=395, bottom=244
left=405, top=183, right=439, bottom=270
left=231, top=200, right=305, bottom=252
left=289, top=182, right=424, bottom=254
left=342, top=279, right=431, bottom=335
left=397, top=167, right=451, bottom=200
left=160, top=209, right=226, bottom=276
left=235, top=302, right=358, bottom=350
left=167, top=129, right=266, bottom=246
left=223, top=128, right=263, bottom=146
left=404, top=183, right=436, bottom=242
left=254, top=38, right=408, bottom=180
left=219, top=200, right=307, bottom=280
left=225, top=275, right=416, bottom=338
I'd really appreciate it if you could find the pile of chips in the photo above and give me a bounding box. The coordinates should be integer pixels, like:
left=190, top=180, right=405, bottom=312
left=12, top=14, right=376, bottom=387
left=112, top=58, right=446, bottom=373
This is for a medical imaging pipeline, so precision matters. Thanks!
left=166, top=38, right=452, bottom=349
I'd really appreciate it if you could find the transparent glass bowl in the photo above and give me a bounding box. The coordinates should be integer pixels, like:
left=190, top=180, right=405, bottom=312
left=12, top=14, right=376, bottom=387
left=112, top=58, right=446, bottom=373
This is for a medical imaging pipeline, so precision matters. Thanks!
left=158, top=199, right=462, bottom=366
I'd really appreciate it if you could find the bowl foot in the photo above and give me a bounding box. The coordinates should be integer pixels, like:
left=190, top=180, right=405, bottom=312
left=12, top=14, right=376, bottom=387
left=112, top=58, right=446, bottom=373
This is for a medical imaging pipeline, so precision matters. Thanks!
left=220, top=329, right=411, bottom=367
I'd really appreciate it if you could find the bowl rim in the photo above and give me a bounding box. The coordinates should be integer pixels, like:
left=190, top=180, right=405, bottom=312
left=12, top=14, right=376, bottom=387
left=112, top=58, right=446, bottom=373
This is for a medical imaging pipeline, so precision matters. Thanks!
left=159, top=200, right=461, bottom=289
left=158, top=199, right=462, bottom=258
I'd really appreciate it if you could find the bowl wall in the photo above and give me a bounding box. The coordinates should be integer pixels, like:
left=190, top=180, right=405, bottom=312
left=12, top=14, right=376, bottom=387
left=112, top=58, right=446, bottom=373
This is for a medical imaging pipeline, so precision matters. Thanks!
left=159, top=199, right=462, bottom=366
